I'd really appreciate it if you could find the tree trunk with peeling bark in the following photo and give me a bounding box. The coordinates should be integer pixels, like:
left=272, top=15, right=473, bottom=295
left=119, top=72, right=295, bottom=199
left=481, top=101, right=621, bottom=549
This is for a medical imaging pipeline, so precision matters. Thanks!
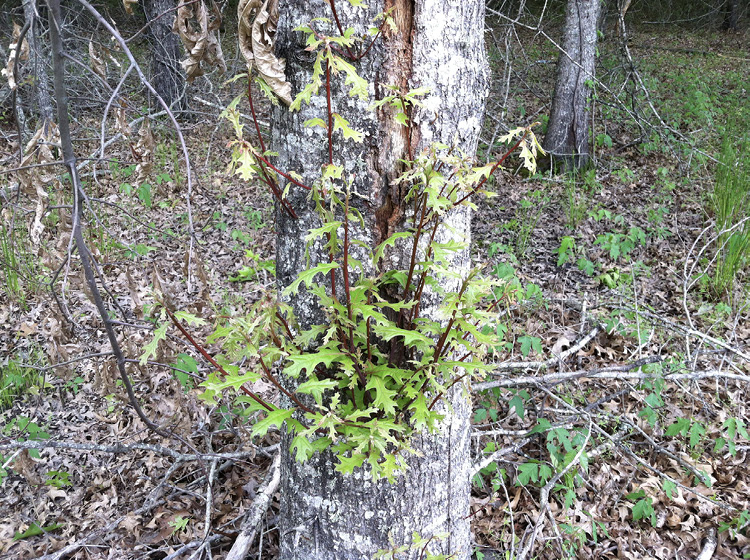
left=270, top=1, right=488, bottom=558
left=543, top=0, right=601, bottom=171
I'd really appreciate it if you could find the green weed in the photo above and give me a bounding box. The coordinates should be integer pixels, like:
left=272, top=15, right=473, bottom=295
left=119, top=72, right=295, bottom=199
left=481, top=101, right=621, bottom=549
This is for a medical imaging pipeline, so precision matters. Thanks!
left=0, top=351, right=47, bottom=410
left=709, top=129, right=750, bottom=300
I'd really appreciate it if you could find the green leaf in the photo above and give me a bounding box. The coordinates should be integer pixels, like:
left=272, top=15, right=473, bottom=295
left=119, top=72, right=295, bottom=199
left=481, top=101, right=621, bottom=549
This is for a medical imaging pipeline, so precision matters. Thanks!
left=303, top=117, right=327, bottom=130
left=663, top=479, right=676, bottom=500
left=689, top=421, right=706, bottom=448
left=331, top=55, right=368, bottom=100
left=366, top=375, right=398, bottom=416
left=14, top=522, right=63, bottom=541
left=335, top=451, right=367, bottom=474
left=373, top=231, right=411, bottom=264
left=198, top=370, right=262, bottom=405
left=283, top=262, right=340, bottom=296
left=251, top=409, right=294, bottom=437
left=529, top=418, right=552, bottom=435
left=517, top=462, right=538, bottom=485
left=284, top=348, right=344, bottom=378
left=297, top=378, right=338, bottom=405
left=140, top=323, right=168, bottom=366
left=518, top=335, right=541, bottom=357
left=665, top=417, right=690, bottom=437
left=508, top=394, right=525, bottom=419
left=539, top=463, right=553, bottom=483
left=632, top=497, right=656, bottom=526
left=174, top=311, right=207, bottom=326
left=371, top=324, right=432, bottom=347
left=332, top=113, right=364, bottom=142
left=291, top=435, right=331, bottom=462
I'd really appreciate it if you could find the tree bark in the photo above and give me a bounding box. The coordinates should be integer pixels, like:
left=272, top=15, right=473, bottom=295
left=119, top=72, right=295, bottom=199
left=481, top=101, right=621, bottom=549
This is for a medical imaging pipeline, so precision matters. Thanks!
left=543, top=0, right=601, bottom=171
left=270, top=1, right=488, bottom=558
left=721, top=0, right=740, bottom=30
left=22, top=0, right=55, bottom=127
left=143, top=0, right=188, bottom=111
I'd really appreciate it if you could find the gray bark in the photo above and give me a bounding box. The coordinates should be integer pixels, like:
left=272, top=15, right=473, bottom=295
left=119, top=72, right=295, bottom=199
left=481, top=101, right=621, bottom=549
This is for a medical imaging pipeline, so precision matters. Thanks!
left=143, top=0, right=187, bottom=111
left=543, top=0, right=602, bottom=171
left=22, top=0, right=54, bottom=127
left=271, top=1, right=488, bottom=558
left=721, top=0, right=740, bottom=30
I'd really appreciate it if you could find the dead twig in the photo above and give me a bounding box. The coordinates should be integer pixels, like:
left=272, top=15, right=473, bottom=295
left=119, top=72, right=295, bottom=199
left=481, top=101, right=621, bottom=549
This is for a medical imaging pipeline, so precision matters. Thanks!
left=225, top=452, right=281, bottom=560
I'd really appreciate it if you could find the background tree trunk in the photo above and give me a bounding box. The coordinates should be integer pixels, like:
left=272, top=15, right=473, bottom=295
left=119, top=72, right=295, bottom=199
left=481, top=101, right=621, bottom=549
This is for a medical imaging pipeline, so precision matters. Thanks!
left=270, top=1, right=488, bottom=558
left=22, top=0, right=54, bottom=129
left=721, top=0, right=740, bottom=30
left=142, top=0, right=187, bottom=111
left=543, top=0, right=602, bottom=171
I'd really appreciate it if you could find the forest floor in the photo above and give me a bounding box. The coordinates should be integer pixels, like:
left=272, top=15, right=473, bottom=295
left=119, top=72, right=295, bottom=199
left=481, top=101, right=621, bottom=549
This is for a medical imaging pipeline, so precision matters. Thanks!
left=1, top=19, right=750, bottom=560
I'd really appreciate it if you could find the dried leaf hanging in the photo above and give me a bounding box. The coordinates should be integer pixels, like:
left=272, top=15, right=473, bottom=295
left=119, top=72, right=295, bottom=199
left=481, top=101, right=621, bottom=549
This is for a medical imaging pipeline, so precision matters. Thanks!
left=89, top=40, right=107, bottom=80
left=1, top=22, right=29, bottom=90
left=173, top=0, right=226, bottom=83
left=123, top=0, right=138, bottom=16
left=17, top=122, right=61, bottom=247
left=237, top=0, right=292, bottom=106
left=115, top=104, right=131, bottom=138
left=133, top=119, right=156, bottom=184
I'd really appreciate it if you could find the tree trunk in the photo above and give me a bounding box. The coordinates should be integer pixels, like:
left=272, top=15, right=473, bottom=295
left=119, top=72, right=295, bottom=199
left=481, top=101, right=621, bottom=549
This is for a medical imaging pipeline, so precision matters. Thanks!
left=22, top=0, right=54, bottom=127
left=543, top=0, right=601, bottom=171
left=721, top=0, right=740, bottom=30
left=270, top=1, right=488, bottom=558
left=143, top=0, right=188, bottom=111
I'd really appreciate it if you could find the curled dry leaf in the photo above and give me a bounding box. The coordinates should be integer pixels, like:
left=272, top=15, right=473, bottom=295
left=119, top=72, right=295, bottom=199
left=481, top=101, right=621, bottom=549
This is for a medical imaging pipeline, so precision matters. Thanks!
left=122, top=0, right=138, bottom=16
left=88, top=40, right=107, bottom=80
left=173, top=0, right=226, bottom=83
left=238, top=0, right=292, bottom=106
left=17, top=122, right=61, bottom=247
left=1, top=22, right=29, bottom=90
left=115, top=105, right=131, bottom=138
left=133, top=119, right=155, bottom=183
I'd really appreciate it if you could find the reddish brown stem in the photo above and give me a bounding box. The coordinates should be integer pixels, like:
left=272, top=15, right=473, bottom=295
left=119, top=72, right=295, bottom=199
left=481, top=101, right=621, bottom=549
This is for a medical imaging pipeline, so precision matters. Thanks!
left=252, top=149, right=311, bottom=191
left=342, top=194, right=355, bottom=353
left=328, top=0, right=356, bottom=59
left=258, top=355, right=316, bottom=414
left=164, top=307, right=275, bottom=412
left=453, top=133, right=527, bottom=207
left=247, top=79, right=266, bottom=153
left=325, top=53, right=334, bottom=165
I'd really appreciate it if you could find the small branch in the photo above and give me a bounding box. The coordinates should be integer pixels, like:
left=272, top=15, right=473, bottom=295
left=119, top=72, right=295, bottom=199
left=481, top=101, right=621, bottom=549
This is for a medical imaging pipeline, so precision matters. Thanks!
left=325, top=53, right=334, bottom=165
left=203, top=459, right=219, bottom=540
left=164, top=307, right=276, bottom=412
left=0, top=439, right=262, bottom=462
left=48, top=0, right=170, bottom=439
left=471, top=437, right=530, bottom=477
left=225, top=452, right=281, bottom=560
left=695, top=529, right=717, bottom=560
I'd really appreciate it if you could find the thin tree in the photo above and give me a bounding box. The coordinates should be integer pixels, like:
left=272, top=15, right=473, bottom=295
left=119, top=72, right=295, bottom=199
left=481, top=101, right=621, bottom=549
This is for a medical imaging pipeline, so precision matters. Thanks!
left=543, top=0, right=602, bottom=170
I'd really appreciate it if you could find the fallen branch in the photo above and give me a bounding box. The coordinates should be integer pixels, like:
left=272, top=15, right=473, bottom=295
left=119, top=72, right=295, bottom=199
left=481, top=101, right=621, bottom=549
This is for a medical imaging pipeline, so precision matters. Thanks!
left=225, top=452, right=281, bottom=560
left=695, top=528, right=717, bottom=560
left=488, top=325, right=600, bottom=373
left=475, top=355, right=662, bottom=391
left=0, top=439, right=266, bottom=462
